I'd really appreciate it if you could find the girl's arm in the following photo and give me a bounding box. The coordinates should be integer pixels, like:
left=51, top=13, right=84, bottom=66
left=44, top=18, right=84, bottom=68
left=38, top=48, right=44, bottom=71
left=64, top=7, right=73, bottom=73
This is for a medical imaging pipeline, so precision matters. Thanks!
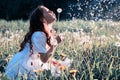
left=40, top=45, right=55, bottom=63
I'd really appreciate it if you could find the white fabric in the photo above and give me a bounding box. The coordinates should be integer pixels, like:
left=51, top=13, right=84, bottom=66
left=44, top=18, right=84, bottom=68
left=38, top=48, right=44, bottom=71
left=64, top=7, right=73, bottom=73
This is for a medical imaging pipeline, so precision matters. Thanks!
left=5, top=31, right=47, bottom=79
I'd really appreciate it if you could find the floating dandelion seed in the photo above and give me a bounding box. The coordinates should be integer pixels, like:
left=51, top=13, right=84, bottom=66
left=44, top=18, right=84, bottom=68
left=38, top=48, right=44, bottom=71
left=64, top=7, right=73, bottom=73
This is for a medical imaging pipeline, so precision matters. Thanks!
left=57, top=8, right=62, bottom=13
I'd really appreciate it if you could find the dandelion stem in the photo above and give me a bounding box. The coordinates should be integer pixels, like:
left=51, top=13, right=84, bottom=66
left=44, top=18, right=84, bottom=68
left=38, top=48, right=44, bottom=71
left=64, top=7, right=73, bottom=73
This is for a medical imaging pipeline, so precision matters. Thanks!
left=117, top=47, right=118, bottom=57
left=58, top=13, right=60, bottom=34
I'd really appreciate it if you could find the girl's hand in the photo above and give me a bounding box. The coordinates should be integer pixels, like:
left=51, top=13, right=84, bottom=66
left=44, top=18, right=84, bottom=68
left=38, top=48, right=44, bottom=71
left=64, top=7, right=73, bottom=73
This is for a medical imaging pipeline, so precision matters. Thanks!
left=56, top=34, right=64, bottom=44
left=47, top=34, right=64, bottom=47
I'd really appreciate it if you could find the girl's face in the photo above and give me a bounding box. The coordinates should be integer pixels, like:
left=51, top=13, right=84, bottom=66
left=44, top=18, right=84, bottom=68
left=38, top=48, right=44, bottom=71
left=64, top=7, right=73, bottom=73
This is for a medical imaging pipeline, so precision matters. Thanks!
left=48, top=24, right=55, bottom=36
left=41, top=6, right=56, bottom=24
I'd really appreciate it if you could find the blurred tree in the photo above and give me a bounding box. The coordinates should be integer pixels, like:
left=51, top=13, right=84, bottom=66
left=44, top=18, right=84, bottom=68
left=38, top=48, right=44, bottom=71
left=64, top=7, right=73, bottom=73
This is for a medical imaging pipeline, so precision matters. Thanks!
left=0, top=0, right=119, bottom=21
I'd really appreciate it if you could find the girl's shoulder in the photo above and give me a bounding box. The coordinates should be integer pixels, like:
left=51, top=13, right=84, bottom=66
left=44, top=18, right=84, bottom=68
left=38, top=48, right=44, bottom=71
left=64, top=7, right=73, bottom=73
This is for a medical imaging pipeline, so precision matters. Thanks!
left=32, top=31, right=46, bottom=39
left=32, top=31, right=46, bottom=36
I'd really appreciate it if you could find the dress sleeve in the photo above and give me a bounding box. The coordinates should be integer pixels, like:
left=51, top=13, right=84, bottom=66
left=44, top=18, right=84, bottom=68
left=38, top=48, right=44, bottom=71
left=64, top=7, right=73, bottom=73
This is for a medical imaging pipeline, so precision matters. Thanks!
left=31, top=32, right=47, bottom=54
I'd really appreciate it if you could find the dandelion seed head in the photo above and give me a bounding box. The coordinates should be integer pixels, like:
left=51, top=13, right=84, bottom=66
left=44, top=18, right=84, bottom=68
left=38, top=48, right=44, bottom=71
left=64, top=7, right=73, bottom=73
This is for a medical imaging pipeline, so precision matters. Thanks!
left=115, top=42, right=120, bottom=47
left=57, top=8, right=62, bottom=13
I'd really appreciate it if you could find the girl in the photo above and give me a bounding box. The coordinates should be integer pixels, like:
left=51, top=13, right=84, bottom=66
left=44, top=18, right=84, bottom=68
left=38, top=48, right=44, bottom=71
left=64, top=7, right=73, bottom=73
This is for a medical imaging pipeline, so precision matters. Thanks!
left=5, top=5, right=63, bottom=79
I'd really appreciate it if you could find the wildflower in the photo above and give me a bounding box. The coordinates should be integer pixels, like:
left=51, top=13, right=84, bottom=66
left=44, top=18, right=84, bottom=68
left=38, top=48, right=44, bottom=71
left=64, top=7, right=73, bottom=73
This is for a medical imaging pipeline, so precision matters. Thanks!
left=57, top=8, right=62, bottom=13
left=60, top=53, right=67, bottom=57
left=33, top=69, right=43, bottom=73
left=115, top=42, right=120, bottom=47
left=52, top=60, right=60, bottom=66
left=69, top=69, right=78, bottom=74
left=111, top=56, right=116, bottom=58
left=0, top=38, right=4, bottom=43
left=79, top=36, right=91, bottom=45
left=58, top=65, right=66, bottom=71
left=110, top=35, right=114, bottom=39
left=73, top=32, right=80, bottom=39
left=100, top=35, right=107, bottom=41
left=79, top=28, right=83, bottom=32
left=0, top=33, right=2, bottom=38
left=20, top=29, right=23, bottom=33
left=111, top=56, right=120, bottom=59
left=116, top=35, right=120, bottom=40
left=5, top=30, right=10, bottom=34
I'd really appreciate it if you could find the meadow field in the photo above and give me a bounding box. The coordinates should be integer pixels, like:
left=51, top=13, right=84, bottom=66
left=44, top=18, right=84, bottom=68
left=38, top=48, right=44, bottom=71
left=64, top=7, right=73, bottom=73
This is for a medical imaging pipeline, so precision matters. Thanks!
left=0, top=19, right=120, bottom=80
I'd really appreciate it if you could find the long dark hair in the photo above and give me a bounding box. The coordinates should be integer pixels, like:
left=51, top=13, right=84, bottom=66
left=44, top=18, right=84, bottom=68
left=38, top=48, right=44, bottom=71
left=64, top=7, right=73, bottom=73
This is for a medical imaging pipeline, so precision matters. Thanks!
left=19, top=6, right=46, bottom=51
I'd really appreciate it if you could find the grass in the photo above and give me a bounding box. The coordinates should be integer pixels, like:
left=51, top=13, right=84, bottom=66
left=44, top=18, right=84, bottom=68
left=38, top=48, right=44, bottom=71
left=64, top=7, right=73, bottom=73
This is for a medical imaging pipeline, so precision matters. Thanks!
left=0, top=19, right=120, bottom=80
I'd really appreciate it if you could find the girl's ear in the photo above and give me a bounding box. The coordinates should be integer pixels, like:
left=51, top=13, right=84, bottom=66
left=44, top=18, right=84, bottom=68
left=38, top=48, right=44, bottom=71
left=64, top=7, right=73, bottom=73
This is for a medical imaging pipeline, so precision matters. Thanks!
left=40, top=17, right=47, bottom=23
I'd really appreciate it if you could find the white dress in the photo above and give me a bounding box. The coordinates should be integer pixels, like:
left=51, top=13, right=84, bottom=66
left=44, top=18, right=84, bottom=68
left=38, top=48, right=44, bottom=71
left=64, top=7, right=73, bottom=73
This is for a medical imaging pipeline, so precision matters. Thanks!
left=5, top=31, right=72, bottom=79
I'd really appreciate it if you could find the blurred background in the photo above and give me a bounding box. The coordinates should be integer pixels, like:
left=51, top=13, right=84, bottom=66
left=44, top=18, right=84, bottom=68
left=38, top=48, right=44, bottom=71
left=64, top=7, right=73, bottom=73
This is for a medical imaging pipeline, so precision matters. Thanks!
left=0, top=0, right=120, bottom=21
